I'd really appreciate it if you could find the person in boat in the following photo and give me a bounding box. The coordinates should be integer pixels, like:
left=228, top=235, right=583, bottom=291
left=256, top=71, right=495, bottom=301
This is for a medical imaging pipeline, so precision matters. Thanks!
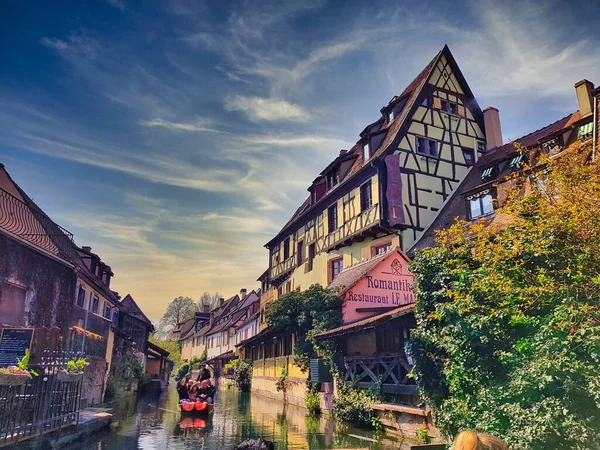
left=177, top=375, right=191, bottom=400
left=196, top=364, right=211, bottom=382
left=233, top=438, right=274, bottom=450
left=198, top=380, right=216, bottom=404
left=188, top=381, right=200, bottom=400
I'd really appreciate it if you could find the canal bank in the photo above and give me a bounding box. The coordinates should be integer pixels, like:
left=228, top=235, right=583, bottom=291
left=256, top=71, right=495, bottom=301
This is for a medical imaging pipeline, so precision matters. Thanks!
left=61, top=383, right=426, bottom=449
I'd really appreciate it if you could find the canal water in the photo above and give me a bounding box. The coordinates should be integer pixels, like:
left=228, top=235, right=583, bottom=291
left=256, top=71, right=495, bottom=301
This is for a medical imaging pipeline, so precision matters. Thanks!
left=69, top=385, right=418, bottom=450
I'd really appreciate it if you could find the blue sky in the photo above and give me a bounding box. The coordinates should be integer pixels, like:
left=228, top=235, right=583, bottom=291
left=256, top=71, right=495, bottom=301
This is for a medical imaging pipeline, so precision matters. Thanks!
left=1, top=0, right=598, bottom=319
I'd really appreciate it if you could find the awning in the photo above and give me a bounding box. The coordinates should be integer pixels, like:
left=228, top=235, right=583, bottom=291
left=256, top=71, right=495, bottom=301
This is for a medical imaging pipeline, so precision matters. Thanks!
left=234, top=327, right=273, bottom=348
left=205, top=350, right=235, bottom=363
left=147, top=340, right=170, bottom=357
left=314, top=304, right=414, bottom=340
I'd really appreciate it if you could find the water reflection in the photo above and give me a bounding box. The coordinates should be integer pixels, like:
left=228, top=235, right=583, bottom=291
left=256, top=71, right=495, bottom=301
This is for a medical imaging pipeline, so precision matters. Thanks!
left=70, top=385, right=414, bottom=450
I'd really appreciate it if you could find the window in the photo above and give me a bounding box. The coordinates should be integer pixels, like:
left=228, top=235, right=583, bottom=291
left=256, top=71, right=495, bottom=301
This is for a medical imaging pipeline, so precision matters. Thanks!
left=440, top=99, right=449, bottom=112
left=0, top=283, right=27, bottom=326
left=374, top=243, right=392, bottom=255
left=307, top=243, right=316, bottom=272
left=283, top=238, right=290, bottom=260
left=297, top=240, right=304, bottom=265
left=449, top=102, right=459, bottom=115
left=541, top=137, right=561, bottom=155
left=342, top=196, right=354, bottom=223
left=481, top=167, right=494, bottom=178
left=76, top=285, right=86, bottom=308
left=363, top=143, right=370, bottom=161
left=509, top=154, right=524, bottom=168
left=417, top=137, right=439, bottom=158
left=421, top=96, right=428, bottom=107
left=476, top=140, right=486, bottom=153
left=360, top=180, right=373, bottom=211
left=330, top=258, right=344, bottom=281
left=286, top=281, right=292, bottom=294
left=467, top=191, right=494, bottom=219
left=112, top=310, right=119, bottom=327
left=328, top=204, right=338, bottom=232
left=90, top=294, right=99, bottom=314
left=327, top=168, right=340, bottom=189
left=103, top=303, right=111, bottom=319
left=277, top=286, right=283, bottom=297
left=462, top=148, right=475, bottom=166
left=578, top=122, right=593, bottom=140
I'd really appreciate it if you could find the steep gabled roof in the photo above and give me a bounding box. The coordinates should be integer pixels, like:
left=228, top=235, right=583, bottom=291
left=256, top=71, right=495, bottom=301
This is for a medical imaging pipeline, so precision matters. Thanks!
left=120, top=294, right=154, bottom=329
left=266, top=45, right=481, bottom=247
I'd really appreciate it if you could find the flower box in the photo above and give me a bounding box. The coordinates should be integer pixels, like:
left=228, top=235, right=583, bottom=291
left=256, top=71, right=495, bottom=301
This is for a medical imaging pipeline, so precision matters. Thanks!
left=0, top=372, right=30, bottom=386
left=57, top=371, right=83, bottom=383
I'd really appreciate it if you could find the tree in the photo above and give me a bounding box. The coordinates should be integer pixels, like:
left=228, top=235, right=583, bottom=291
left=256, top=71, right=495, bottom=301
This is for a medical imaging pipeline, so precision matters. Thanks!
left=198, top=291, right=222, bottom=311
left=265, top=284, right=342, bottom=370
left=156, top=296, right=197, bottom=340
left=410, top=141, right=600, bottom=450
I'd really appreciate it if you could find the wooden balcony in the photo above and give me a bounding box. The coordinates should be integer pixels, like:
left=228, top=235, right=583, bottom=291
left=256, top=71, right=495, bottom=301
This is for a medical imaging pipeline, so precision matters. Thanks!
left=270, top=253, right=297, bottom=283
left=343, top=354, right=417, bottom=397
left=320, top=204, right=380, bottom=252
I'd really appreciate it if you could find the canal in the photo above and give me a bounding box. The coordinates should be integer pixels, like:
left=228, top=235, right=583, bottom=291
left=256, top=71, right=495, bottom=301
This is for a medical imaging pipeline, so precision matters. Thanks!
left=69, top=385, right=418, bottom=450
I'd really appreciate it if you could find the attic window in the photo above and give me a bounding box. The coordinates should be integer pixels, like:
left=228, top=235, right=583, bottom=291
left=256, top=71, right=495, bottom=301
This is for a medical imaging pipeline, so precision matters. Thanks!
left=449, top=102, right=459, bottom=115
left=466, top=190, right=494, bottom=220
left=481, top=167, right=494, bottom=178
left=541, top=137, right=561, bottom=155
left=578, top=122, right=593, bottom=140
left=327, top=167, right=340, bottom=189
left=476, top=140, right=486, bottom=153
left=509, top=154, right=524, bottom=168
left=440, top=99, right=449, bottom=112
left=363, top=143, right=370, bottom=162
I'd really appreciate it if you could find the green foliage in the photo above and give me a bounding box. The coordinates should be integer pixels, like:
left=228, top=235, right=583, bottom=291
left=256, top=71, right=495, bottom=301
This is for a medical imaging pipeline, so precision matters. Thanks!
left=265, top=284, right=342, bottom=371
left=305, top=390, right=321, bottom=414
left=65, top=358, right=86, bottom=374
left=189, top=355, right=204, bottom=369
left=276, top=364, right=288, bottom=392
left=104, top=376, right=117, bottom=401
left=410, top=141, right=600, bottom=449
left=333, top=382, right=381, bottom=430
left=226, top=381, right=233, bottom=390
left=176, top=362, right=190, bottom=380
left=415, top=427, right=432, bottom=444
left=16, top=349, right=31, bottom=371
left=232, top=359, right=252, bottom=392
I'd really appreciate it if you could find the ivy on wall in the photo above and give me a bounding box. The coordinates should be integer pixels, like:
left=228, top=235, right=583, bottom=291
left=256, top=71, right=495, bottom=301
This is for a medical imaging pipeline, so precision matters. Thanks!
left=0, top=233, right=76, bottom=338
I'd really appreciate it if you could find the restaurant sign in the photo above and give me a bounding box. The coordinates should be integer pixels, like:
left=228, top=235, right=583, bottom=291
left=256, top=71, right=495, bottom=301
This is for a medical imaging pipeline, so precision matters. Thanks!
left=342, top=252, right=415, bottom=322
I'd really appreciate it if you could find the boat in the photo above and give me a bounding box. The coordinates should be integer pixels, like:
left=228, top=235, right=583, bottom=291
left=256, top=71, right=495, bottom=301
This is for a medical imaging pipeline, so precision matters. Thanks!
left=179, top=399, right=214, bottom=416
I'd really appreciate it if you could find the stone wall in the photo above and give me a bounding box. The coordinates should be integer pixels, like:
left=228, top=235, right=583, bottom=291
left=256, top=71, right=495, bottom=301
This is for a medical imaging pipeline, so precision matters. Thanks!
left=80, top=356, right=108, bottom=406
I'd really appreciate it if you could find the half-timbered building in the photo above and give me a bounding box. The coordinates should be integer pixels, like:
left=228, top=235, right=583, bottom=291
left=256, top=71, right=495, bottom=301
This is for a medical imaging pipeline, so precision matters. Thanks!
left=263, top=45, right=488, bottom=311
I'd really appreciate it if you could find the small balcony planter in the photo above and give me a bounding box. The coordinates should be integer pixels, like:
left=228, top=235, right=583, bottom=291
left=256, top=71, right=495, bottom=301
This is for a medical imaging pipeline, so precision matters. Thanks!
left=57, top=371, right=83, bottom=383
left=0, top=368, right=31, bottom=386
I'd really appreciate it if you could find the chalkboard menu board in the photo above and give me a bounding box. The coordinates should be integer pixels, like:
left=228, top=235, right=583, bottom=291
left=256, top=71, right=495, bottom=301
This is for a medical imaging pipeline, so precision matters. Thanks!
left=0, top=328, right=34, bottom=367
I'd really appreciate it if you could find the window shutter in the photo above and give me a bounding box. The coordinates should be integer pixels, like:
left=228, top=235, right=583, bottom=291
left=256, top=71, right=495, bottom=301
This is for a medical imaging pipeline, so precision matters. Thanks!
left=433, top=97, right=442, bottom=109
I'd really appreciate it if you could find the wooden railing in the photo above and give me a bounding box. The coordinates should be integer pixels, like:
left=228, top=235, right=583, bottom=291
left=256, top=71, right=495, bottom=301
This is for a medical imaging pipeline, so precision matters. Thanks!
left=270, top=253, right=297, bottom=280
left=321, top=204, right=380, bottom=252
left=343, top=354, right=417, bottom=396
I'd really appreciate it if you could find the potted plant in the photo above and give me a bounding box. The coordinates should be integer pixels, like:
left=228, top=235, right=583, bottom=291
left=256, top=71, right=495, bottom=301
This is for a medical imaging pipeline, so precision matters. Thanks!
left=0, top=350, right=38, bottom=386
left=57, top=358, right=86, bottom=382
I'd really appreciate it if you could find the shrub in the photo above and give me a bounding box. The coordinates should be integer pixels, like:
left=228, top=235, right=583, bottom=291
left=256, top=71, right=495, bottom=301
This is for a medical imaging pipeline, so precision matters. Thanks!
left=416, top=427, right=432, bottom=444
left=333, top=382, right=381, bottom=430
left=104, top=376, right=117, bottom=401
left=176, top=362, right=190, bottom=381
left=275, top=364, right=288, bottom=392
left=305, top=390, right=321, bottom=414
left=232, top=360, right=252, bottom=392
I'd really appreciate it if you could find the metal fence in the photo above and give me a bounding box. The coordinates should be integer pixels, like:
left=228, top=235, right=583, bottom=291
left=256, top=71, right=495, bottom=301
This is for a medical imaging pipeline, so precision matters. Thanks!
left=0, top=351, right=84, bottom=447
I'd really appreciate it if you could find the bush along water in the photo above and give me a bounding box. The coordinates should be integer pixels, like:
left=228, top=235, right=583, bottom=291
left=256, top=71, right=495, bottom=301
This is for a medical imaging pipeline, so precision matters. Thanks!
left=231, top=359, right=252, bottom=392
left=333, top=380, right=382, bottom=431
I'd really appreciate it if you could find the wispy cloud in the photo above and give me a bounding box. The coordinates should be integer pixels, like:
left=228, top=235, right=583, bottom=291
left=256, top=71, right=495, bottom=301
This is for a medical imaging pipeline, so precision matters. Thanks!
left=105, top=0, right=125, bottom=11
left=139, top=118, right=225, bottom=133
left=224, top=96, right=310, bottom=122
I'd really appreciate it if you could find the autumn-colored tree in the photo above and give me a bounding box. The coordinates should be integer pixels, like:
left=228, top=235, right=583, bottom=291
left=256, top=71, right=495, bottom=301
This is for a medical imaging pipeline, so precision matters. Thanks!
left=410, top=141, right=600, bottom=450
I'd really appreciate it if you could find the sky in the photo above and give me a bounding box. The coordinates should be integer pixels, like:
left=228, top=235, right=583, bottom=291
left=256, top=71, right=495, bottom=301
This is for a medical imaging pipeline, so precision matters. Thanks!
left=1, top=0, right=599, bottom=320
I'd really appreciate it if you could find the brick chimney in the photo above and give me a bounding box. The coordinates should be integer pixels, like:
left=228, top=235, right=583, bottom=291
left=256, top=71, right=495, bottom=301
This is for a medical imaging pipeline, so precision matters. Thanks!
left=240, top=288, right=247, bottom=299
left=575, top=79, right=595, bottom=117
left=483, top=107, right=503, bottom=150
